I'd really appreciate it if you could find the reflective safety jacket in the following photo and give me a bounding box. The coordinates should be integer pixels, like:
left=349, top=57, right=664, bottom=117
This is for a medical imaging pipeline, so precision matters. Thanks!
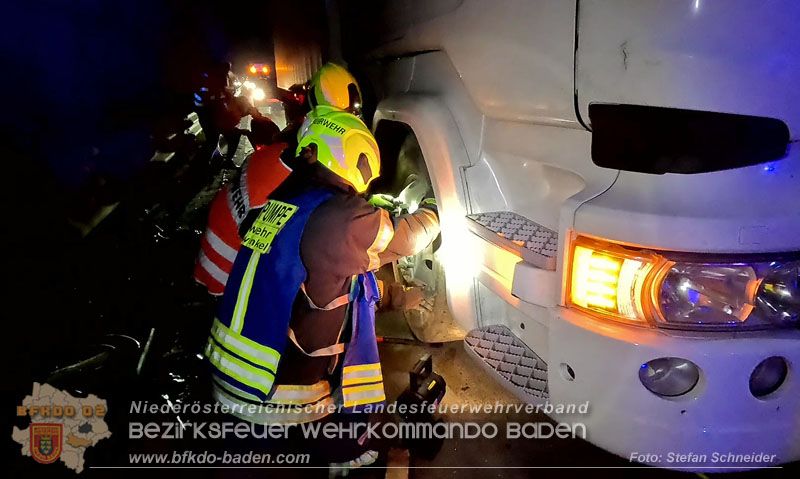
left=205, top=188, right=385, bottom=423
left=194, top=142, right=291, bottom=295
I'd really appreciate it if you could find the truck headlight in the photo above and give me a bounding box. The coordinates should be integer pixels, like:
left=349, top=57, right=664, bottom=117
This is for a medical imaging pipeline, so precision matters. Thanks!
left=568, top=237, right=656, bottom=324
left=567, top=235, right=800, bottom=330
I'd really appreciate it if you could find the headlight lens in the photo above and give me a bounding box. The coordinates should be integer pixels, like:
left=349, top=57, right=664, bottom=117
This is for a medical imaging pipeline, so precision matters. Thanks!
left=656, top=260, right=799, bottom=329
left=657, top=263, right=758, bottom=327
left=639, top=357, right=700, bottom=397
left=757, top=263, right=800, bottom=323
left=567, top=235, right=800, bottom=330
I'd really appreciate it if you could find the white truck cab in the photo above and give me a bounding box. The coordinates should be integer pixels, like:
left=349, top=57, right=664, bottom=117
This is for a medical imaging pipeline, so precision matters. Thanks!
left=353, top=0, right=800, bottom=469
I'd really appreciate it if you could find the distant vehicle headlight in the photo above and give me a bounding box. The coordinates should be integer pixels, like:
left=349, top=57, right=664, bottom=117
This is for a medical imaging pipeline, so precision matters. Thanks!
left=251, top=88, right=265, bottom=101
left=567, top=235, right=800, bottom=330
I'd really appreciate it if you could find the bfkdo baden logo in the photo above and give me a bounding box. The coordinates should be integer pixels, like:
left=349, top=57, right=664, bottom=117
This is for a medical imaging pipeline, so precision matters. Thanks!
left=31, top=423, right=63, bottom=464
left=12, top=383, right=111, bottom=473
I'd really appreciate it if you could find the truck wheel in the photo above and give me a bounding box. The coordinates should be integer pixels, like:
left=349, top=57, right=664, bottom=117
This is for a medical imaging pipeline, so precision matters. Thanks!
left=387, top=130, right=464, bottom=343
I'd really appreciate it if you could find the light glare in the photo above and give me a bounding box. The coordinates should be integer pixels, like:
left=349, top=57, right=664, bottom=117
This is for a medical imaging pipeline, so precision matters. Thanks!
left=569, top=242, right=652, bottom=323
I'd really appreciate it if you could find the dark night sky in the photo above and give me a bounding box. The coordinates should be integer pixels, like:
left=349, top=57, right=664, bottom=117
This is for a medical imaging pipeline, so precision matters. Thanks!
left=0, top=0, right=274, bottom=188
left=0, top=0, right=285, bottom=414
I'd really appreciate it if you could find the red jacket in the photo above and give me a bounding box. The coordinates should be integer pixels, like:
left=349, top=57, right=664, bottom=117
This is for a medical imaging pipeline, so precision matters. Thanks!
left=194, top=142, right=291, bottom=294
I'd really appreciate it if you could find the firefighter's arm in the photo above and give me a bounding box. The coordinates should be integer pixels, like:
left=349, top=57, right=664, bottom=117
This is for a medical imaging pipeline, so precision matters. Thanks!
left=350, top=197, right=439, bottom=272
left=378, top=199, right=440, bottom=265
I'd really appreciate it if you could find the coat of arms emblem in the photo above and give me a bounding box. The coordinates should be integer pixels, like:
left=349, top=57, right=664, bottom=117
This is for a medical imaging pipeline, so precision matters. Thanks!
left=31, top=423, right=62, bottom=464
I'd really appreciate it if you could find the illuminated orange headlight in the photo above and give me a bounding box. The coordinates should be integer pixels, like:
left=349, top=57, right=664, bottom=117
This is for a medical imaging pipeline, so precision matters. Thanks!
left=249, top=65, right=257, bottom=74
left=262, top=65, right=270, bottom=75
left=567, top=236, right=663, bottom=325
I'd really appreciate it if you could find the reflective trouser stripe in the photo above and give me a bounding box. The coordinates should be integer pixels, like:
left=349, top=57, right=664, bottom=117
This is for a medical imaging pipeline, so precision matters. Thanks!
left=212, top=383, right=334, bottom=425
left=213, top=376, right=331, bottom=406
left=198, top=250, right=229, bottom=285
left=267, top=381, right=331, bottom=405
left=343, top=363, right=381, bottom=374
left=342, top=363, right=383, bottom=387
left=231, top=251, right=260, bottom=333
left=342, top=383, right=386, bottom=408
left=204, top=339, right=274, bottom=396
left=212, top=376, right=263, bottom=403
left=210, top=318, right=279, bottom=373
left=342, top=370, right=383, bottom=387
left=205, top=229, right=238, bottom=263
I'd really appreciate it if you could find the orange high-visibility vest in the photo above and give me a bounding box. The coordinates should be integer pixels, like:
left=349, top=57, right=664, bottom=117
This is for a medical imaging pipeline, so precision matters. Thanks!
left=194, top=142, right=291, bottom=295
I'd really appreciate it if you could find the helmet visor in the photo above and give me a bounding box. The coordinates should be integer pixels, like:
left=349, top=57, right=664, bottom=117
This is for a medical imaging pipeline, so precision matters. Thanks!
left=347, top=83, right=362, bottom=118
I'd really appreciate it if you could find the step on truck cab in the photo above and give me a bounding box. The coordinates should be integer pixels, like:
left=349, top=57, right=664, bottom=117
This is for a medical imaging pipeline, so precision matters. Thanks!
left=351, top=0, right=800, bottom=470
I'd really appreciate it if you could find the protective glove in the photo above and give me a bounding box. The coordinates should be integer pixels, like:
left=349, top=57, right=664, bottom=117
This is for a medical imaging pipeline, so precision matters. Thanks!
left=368, top=193, right=397, bottom=210
left=418, top=196, right=438, bottom=217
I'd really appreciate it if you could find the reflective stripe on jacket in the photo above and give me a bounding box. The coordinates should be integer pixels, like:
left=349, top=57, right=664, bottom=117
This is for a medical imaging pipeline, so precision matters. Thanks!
left=206, top=188, right=336, bottom=402
left=194, top=143, right=291, bottom=295
left=205, top=186, right=386, bottom=423
left=207, top=272, right=385, bottom=422
left=212, top=379, right=335, bottom=425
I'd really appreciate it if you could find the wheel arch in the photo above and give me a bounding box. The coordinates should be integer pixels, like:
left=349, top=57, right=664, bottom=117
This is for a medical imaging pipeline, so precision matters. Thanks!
left=372, top=94, right=480, bottom=333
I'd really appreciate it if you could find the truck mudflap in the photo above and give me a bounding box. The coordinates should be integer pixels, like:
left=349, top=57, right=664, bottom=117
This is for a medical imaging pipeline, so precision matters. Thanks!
left=464, top=325, right=549, bottom=403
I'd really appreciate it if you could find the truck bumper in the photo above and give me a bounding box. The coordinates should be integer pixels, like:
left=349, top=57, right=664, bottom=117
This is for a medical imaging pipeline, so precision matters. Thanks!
left=547, top=307, right=800, bottom=470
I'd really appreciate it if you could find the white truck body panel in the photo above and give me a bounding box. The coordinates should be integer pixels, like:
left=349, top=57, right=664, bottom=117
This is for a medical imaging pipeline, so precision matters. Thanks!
left=575, top=0, right=800, bottom=139
left=574, top=0, right=800, bottom=253
left=361, top=0, right=800, bottom=468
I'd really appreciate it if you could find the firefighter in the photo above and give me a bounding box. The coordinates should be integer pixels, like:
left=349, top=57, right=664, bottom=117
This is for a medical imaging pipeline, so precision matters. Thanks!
left=193, top=132, right=430, bottom=310
left=204, top=109, right=439, bottom=469
left=195, top=63, right=365, bottom=296
left=307, top=62, right=363, bottom=117
left=193, top=60, right=231, bottom=149
left=274, top=83, right=310, bottom=141
left=276, top=62, right=364, bottom=151
left=193, top=142, right=292, bottom=295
